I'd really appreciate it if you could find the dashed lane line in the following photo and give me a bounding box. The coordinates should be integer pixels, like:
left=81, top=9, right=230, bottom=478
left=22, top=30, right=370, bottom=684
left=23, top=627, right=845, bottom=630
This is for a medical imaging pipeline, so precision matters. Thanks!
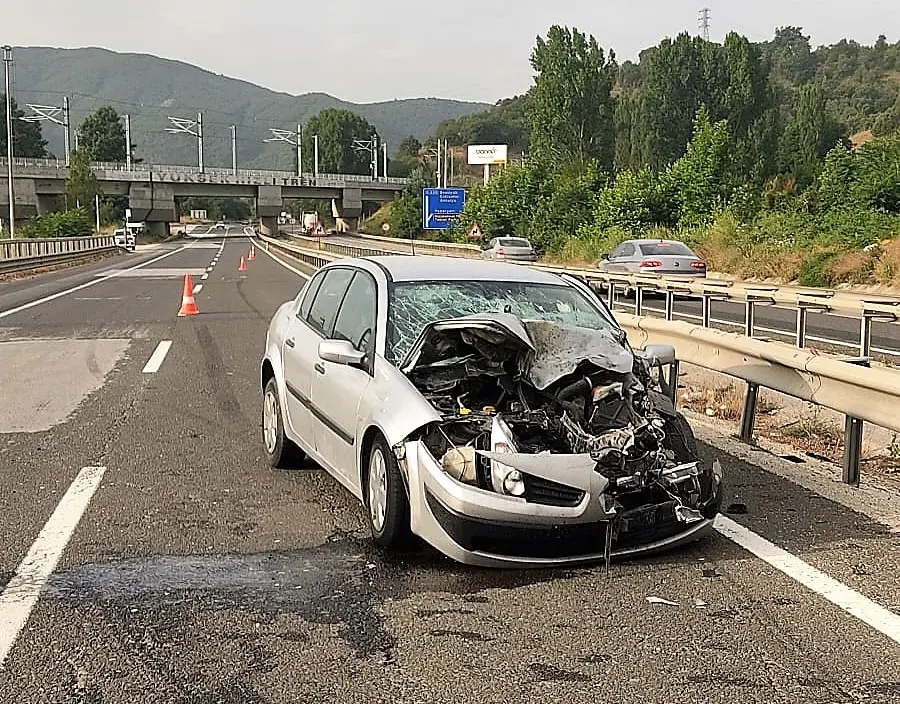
left=0, top=246, right=190, bottom=320
left=0, top=466, right=107, bottom=667
left=141, top=340, right=173, bottom=374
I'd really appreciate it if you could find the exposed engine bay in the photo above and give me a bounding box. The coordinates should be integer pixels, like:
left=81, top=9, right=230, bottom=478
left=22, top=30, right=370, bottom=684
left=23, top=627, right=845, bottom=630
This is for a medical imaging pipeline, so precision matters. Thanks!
left=400, top=313, right=721, bottom=564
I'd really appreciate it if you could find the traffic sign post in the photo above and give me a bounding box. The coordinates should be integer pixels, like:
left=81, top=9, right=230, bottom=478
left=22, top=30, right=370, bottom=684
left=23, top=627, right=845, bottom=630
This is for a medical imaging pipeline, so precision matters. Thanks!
left=422, top=187, right=466, bottom=230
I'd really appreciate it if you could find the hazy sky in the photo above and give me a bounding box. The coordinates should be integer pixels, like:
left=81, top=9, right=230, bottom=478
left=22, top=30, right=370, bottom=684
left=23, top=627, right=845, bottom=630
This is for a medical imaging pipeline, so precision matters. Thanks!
left=5, top=0, right=899, bottom=104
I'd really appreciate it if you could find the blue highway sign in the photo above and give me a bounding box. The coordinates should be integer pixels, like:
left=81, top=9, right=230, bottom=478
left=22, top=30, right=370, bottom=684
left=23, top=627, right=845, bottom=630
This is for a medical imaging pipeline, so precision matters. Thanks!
left=422, top=188, right=466, bottom=229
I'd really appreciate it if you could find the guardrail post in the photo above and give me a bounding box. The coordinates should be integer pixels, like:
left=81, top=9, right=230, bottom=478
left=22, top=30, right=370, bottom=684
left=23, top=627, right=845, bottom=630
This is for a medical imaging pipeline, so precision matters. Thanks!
left=664, top=290, right=674, bottom=321
left=796, top=307, right=808, bottom=348
left=635, top=286, right=644, bottom=316
left=843, top=417, right=863, bottom=486
left=859, top=314, right=873, bottom=357
left=839, top=356, right=870, bottom=486
left=701, top=295, right=712, bottom=328
left=606, top=282, right=615, bottom=309
left=744, top=300, right=755, bottom=337
left=738, top=383, right=759, bottom=443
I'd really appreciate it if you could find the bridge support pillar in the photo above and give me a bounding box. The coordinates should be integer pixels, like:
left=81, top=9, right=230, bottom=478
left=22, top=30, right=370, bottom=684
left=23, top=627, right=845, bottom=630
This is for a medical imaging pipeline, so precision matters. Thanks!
left=340, top=187, right=362, bottom=219
left=256, top=185, right=282, bottom=236
left=259, top=216, right=279, bottom=236
left=128, top=183, right=176, bottom=232
left=0, top=178, right=40, bottom=223
left=146, top=221, right=169, bottom=237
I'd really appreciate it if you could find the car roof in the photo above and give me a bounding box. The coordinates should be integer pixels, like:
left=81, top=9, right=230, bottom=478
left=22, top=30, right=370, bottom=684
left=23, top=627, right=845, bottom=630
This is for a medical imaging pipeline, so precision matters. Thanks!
left=333, top=255, right=566, bottom=285
left=626, top=238, right=689, bottom=246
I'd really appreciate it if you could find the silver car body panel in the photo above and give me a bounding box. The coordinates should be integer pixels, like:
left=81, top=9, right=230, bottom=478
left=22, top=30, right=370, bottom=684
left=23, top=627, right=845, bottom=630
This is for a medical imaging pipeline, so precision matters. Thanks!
left=402, top=440, right=715, bottom=568
left=262, top=255, right=720, bottom=568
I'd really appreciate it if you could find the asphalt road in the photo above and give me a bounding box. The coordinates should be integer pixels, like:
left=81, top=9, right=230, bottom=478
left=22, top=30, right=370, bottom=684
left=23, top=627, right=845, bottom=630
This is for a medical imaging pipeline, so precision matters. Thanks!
left=1, top=230, right=899, bottom=702
left=315, top=233, right=900, bottom=358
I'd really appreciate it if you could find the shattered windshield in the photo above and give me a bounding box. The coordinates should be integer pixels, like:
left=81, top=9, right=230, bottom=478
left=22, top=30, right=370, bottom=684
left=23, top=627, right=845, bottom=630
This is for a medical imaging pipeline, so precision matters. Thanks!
left=387, top=279, right=617, bottom=364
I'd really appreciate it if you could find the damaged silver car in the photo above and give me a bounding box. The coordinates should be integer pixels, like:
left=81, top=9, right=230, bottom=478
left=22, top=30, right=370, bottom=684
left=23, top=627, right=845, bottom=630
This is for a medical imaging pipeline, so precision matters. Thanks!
left=260, top=255, right=723, bottom=568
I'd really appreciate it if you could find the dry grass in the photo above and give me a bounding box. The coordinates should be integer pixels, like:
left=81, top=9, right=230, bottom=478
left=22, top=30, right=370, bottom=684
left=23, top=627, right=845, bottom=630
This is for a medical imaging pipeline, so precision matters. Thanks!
left=850, top=130, right=875, bottom=149
left=680, top=382, right=781, bottom=422
left=828, top=250, right=872, bottom=284
left=872, top=239, right=900, bottom=287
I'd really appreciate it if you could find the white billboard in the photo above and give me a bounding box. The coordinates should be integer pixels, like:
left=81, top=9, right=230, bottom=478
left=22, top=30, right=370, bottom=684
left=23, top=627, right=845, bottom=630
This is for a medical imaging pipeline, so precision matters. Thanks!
left=467, top=144, right=508, bottom=165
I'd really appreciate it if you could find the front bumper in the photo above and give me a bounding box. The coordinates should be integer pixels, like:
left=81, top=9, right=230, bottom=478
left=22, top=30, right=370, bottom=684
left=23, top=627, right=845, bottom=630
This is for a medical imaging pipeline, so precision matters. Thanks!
left=400, top=440, right=722, bottom=568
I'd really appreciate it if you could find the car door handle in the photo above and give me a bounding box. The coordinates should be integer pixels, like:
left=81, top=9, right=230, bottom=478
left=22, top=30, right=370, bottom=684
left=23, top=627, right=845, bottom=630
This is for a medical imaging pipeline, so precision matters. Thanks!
left=314, top=362, right=325, bottom=374
left=285, top=338, right=295, bottom=348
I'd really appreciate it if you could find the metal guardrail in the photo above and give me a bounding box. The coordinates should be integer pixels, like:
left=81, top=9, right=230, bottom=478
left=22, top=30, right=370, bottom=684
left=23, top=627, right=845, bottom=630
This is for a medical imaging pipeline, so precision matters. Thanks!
left=0, top=157, right=411, bottom=187
left=254, top=231, right=900, bottom=487
left=0, top=234, right=118, bottom=274
left=298, top=233, right=900, bottom=357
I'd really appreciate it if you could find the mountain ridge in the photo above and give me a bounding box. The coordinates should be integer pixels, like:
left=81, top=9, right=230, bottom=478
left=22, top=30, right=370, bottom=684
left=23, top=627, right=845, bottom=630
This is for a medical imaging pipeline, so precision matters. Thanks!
left=9, top=47, right=490, bottom=169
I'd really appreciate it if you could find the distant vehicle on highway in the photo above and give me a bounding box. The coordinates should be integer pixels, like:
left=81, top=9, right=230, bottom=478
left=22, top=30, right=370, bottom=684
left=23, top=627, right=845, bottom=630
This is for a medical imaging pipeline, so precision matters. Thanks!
left=113, top=228, right=135, bottom=252
left=260, top=256, right=722, bottom=567
left=597, top=239, right=707, bottom=277
left=214, top=221, right=226, bottom=230
left=480, top=236, right=538, bottom=262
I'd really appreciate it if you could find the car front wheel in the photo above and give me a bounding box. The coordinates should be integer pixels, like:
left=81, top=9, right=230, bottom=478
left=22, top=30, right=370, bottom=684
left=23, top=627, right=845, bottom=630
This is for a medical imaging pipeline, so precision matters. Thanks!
left=262, top=378, right=304, bottom=468
left=366, top=434, right=411, bottom=549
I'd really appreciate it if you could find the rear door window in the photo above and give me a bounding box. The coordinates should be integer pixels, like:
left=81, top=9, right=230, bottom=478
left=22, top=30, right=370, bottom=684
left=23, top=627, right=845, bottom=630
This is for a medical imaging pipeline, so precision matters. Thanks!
left=304, top=268, right=354, bottom=338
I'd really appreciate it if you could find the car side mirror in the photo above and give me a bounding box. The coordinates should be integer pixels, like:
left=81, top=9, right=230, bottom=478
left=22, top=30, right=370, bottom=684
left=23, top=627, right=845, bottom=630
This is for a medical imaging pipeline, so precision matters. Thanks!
left=318, top=339, right=366, bottom=367
left=600, top=253, right=610, bottom=261
left=640, top=344, right=676, bottom=367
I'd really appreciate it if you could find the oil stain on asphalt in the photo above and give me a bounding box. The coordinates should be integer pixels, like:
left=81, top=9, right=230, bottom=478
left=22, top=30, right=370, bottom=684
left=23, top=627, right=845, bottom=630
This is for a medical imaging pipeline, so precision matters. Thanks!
left=43, top=536, right=573, bottom=666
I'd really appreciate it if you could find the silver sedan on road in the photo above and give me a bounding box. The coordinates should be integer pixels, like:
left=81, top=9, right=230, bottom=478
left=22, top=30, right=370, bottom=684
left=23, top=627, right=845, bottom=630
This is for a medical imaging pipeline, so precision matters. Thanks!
left=260, top=256, right=722, bottom=567
left=598, top=239, right=707, bottom=277
left=480, top=236, right=538, bottom=262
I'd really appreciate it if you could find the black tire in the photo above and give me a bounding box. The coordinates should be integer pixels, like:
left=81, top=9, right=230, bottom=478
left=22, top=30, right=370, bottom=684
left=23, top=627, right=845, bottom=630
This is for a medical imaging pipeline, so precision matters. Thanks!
left=664, top=412, right=699, bottom=463
left=262, top=378, right=305, bottom=468
left=365, top=434, right=411, bottom=549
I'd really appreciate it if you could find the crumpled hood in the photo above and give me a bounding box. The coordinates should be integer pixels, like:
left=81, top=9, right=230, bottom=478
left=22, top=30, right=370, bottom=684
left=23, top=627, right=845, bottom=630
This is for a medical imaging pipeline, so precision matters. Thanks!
left=399, top=312, right=633, bottom=388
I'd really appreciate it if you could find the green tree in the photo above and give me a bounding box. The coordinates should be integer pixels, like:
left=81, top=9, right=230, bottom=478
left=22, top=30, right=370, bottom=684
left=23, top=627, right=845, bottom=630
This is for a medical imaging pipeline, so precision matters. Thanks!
left=398, top=136, right=421, bottom=157
left=0, top=94, right=48, bottom=158
left=65, top=148, right=100, bottom=209
left=302, top=108, right=380, bottom=175
left=662, top=107, right=732, bottom=225
left=77, top=106, right=127, bottom=162
left=527, top=26, right=617, bottom=173
left=778, top=82, right=847, bottom=187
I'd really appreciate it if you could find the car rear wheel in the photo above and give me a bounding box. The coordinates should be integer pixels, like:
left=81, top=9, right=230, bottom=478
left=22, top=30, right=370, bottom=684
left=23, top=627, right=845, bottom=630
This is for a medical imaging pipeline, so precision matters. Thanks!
left=365, top=434, right=411, bottom=549
left=262, top=378, right=304, bottom=468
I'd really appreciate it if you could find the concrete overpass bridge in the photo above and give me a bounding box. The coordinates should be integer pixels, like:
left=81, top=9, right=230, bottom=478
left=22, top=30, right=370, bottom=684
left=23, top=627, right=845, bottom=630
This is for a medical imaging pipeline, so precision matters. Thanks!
left=0, top=158, right=410, bottom=234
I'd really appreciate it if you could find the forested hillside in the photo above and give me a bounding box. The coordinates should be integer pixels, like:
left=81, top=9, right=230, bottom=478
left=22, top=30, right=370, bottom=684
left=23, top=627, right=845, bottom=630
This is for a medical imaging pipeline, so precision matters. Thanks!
left=383, top=27, right=900, bottom=289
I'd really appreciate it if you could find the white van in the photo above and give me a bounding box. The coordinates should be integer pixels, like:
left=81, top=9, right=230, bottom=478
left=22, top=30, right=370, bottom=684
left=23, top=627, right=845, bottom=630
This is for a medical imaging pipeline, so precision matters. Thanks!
left=114, top=228, right=136, bottom=251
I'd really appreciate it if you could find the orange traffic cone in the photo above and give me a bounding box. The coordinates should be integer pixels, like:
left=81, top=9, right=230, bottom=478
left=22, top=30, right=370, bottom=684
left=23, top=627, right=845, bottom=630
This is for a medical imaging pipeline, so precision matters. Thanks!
left=238, top=256, right=247, bottom=272
left=177, top=274, right=199, bottom=316
left=248, top=246, right=255, bottom=261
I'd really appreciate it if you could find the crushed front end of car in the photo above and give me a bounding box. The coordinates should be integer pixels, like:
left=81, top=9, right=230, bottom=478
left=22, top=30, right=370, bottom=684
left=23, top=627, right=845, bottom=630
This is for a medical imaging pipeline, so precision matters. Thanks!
left=394, top=312, right=723, bottom=568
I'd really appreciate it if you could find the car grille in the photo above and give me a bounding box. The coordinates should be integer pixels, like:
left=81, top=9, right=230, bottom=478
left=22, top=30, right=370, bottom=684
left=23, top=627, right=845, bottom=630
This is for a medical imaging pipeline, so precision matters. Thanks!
left=523, top=475, right=585, bottom=507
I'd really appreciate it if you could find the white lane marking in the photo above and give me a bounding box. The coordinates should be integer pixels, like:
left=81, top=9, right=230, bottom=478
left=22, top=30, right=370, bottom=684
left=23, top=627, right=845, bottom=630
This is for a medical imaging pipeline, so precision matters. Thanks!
left=206, top=266, right=214, bottom=272
left=201, top=273, right=209, bottom=281
left=0, top=246, right=189, bottom=320
left=192, top=284, right=203, bottom=294
left=141, top=340, right=173, bottom=374
left=715, top=516, right=900, bottom=646
left=253, top=239, right=310, bottom=279
left=0, top=465, right=106, bottom=666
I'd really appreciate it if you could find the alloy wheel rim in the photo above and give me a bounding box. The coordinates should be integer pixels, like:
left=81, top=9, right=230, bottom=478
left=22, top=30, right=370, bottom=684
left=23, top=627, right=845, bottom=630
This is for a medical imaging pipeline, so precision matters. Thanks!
left=369, top=449, right=388, bottom=531
left=263, top=391, right=278, bottom=453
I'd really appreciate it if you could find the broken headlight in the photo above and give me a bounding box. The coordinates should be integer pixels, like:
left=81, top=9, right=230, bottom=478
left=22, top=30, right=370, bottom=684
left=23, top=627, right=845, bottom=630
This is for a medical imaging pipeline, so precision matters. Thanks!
left=489, top=416, right=525, bottom=497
